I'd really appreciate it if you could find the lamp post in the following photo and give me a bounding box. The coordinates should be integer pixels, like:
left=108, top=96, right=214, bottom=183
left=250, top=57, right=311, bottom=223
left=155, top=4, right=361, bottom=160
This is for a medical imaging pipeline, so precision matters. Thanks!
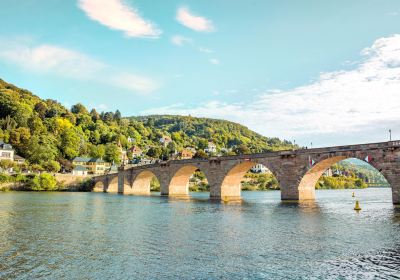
left=389, top=129, right=392, bottom=141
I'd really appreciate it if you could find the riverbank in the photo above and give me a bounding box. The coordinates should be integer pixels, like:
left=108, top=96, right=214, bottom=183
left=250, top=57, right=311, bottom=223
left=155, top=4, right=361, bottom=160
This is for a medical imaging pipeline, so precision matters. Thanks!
left=0, top=173, right=92, bottom=192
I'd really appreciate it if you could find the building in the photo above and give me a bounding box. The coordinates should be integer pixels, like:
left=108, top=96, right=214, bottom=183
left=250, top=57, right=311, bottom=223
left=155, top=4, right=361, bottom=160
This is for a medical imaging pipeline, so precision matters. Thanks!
left=323, top=168, right=333, bottom=177
left=0, top=141, right=14, bottom=162
left=180, top=148, right=195, bottom=159
left=127, top=137, right=135, bottom=143
left=129, top=146, right=143, bottom=158
left=72, top=165, right=88, bottom=176
left=72, top=157, right=111, bottom=175
left=159, top=136, right=172, bottom=147
left=117, top=141, right=129, bottom=166
left=250, top=164, right=270, bottom=173
left=204, top=141, right=217, bottom=154
left=13, top=155, right=25, bottom=164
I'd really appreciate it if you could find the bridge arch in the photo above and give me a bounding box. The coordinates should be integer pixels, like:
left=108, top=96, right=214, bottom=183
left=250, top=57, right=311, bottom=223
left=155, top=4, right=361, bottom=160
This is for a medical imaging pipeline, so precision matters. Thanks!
left=219, top=160, right=280, bottom=201
left=298, top=155, right=390, bottom=200
left=93, top=180, right=105, bottom=192
left=125, top=170, right=160, bottom=195
left=106, top=176, right=119, bottom=193
left=168, top=165, right=210, bottom=196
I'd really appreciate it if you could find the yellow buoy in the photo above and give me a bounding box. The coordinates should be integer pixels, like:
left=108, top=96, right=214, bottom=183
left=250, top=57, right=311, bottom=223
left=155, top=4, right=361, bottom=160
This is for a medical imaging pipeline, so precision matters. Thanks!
left=352, top=192, right=355, bottom=198
left=354, top=200, right=361, bottom=211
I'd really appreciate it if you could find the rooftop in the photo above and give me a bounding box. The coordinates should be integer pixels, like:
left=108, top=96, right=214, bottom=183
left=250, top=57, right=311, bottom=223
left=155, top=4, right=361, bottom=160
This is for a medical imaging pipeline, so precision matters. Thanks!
left=73, top=165, right=88, bottom=171
left=73, top=157, right=106, bottom=163
left=0, top=141, right=13, bottom=151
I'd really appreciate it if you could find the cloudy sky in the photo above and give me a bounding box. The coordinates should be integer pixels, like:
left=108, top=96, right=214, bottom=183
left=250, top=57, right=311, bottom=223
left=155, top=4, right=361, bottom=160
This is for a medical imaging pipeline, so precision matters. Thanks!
left=0, top=0, right=400, bottom=147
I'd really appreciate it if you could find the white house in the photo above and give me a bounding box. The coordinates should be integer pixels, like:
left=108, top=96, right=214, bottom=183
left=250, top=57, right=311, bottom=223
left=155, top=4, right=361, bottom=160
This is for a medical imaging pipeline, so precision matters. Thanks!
left=0, top=141, right=14, bottom=162
left=72, top=165, right=88, bottom=176
left=204, top=141, right=217, bottom=154
left=250, top=164, right=270, bottom=173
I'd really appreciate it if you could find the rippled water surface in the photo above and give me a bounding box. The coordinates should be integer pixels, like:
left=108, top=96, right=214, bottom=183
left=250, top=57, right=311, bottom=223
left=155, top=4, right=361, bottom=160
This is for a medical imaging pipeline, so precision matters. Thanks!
left=0, top=189, right=400, bottom=279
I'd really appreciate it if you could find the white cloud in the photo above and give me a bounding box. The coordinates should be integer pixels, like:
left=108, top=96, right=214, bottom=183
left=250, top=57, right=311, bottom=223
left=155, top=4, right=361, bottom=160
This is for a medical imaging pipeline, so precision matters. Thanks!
left=210, top=58, right=220, bottom=65
left=176, top=7, right=214, bottom=32
left=0, top=39, right=158, bottom=94
left=171, top=35, right=192, bottom=46
left=78, top=0, right=161, bottom=38
left=142, top=34, right=400, bottom=145
left=198, top=47, right=214, bottom=53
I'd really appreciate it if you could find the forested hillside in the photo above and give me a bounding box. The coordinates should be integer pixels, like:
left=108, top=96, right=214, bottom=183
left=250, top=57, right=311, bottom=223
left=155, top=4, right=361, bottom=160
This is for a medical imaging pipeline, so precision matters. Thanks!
left=0, top=78, right=295, bottom=170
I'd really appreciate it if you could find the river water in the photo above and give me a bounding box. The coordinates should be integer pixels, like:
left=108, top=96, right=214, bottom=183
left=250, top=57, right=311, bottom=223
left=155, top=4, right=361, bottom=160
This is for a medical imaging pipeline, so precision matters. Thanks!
left=0, top=188, right=399, bottom=279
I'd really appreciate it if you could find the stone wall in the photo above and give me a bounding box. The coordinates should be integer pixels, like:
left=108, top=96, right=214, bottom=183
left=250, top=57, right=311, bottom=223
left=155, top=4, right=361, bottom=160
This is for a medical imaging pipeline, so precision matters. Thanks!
left=54, top=174, right=92, bottom=190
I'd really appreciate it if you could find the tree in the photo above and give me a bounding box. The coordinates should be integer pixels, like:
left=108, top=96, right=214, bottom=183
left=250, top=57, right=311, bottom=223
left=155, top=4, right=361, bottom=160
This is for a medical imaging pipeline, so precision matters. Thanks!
left=104, top=143, right=121, bottom=164
left=71, top=103, right=88, bottom=115
left=59, top=128, right=81, bottom=159
left=34, top=102, right=47, bottom=119
left=90, top=109, right=100, bottom=121
left=42, top=160, right=61, bottom=173
left=89, top=145, right=105, bottom=159
left=25, top=135, right=58, bottom=164
left=146, top=147, right=162, bottom=158
left=194, top=150, right=208, bottom=159
left=114, top=110, right=122, bottom=122
left=234, top=144, right=250, bottom=155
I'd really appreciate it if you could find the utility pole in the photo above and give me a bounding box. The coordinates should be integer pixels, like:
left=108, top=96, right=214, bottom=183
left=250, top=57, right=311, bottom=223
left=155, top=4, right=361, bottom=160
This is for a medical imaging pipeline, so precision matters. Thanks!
left=389, top=129, right=392, bottom=141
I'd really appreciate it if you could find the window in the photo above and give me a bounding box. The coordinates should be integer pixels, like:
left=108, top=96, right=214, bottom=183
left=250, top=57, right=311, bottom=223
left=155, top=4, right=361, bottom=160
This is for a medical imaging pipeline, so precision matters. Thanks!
left=1, top=152, right=11, bottom=158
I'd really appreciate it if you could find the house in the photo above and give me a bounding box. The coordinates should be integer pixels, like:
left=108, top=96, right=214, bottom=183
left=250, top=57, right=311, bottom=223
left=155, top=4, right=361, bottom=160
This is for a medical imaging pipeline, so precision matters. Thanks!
left=204, top=141, right=217, bottom=154
left=250, top=164, right=270, bottom=173
left=180, top=148, right=195, bottom=159
left=323, top=168, right=333, bottom=177
left=0, top=141, right=14, bottom=162
left=159, top=136, right=172, bottom=147
left=72, top=157, right=111, bottom=175
left=117, top=141, right=129, bottom=166
left=129, top=146, right=143, bottom=158
left=72, top=165, right=88, bottom=176
left=13, top=155, right=25, bottom=164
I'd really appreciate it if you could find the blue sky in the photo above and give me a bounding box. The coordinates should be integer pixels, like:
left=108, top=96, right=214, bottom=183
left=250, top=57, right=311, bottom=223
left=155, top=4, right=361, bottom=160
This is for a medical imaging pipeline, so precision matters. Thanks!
left=1, top=0, right=400, bottom=147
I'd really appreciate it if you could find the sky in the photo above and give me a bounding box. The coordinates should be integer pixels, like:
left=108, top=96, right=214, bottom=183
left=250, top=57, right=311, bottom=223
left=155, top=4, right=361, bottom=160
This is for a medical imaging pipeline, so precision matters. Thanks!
left=0, top=0, right=400, bottom=147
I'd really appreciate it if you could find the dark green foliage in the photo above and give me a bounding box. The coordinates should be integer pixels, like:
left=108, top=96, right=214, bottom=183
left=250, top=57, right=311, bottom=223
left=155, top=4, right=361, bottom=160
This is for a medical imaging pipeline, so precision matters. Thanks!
left=0, top=78, right=295, bottom=170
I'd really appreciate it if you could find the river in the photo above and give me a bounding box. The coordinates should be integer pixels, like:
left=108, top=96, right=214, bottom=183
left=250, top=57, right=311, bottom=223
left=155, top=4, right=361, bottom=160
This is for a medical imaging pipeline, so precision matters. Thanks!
left=0, top=188, right=399, bottom=279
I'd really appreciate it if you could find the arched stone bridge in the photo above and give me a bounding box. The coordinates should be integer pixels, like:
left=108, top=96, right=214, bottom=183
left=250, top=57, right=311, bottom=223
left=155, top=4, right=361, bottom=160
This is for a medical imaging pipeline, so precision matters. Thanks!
left=92, top=141, right=400, bottom=204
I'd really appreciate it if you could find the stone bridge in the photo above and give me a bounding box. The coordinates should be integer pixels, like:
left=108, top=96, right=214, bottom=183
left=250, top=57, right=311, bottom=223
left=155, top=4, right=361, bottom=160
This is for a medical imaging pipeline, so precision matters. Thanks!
left=92, top=141, right=400, bottom=204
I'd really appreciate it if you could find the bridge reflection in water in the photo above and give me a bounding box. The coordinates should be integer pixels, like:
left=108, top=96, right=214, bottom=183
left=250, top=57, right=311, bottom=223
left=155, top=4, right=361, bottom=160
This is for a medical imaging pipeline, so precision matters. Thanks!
left=93, top=141, right=400, bottom=205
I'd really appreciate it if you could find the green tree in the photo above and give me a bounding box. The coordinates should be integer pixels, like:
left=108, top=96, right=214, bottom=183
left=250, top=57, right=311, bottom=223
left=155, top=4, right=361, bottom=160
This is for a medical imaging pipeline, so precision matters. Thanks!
left=146, top=147, right=162, bottom=158
left=42, top=160, right=61, bottom=173
left=104, top=143, right=121, bottom=163
left=89, top=145, right=105, bottom=159
left=25, top=135, right=58, bottom=164
left=71, top=103, right=88, bottom=115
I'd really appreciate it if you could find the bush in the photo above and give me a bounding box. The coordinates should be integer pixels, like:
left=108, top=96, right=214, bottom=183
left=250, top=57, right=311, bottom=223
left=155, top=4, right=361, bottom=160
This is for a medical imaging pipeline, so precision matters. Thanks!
left=26, top=173, right=58, bottom=191
left=0, top=173, right=13, bottom=183
left=39, top=173, right=58, bottom=190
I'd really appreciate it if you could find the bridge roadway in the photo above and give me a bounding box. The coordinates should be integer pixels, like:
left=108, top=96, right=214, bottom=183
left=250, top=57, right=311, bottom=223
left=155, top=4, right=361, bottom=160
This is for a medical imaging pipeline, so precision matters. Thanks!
left=92, top=140, right=400, bottom=204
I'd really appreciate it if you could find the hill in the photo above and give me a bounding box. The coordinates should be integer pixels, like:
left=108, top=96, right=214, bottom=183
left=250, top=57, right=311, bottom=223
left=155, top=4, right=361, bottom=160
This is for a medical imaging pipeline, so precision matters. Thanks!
left=0, top=78, right=295, bottom=171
